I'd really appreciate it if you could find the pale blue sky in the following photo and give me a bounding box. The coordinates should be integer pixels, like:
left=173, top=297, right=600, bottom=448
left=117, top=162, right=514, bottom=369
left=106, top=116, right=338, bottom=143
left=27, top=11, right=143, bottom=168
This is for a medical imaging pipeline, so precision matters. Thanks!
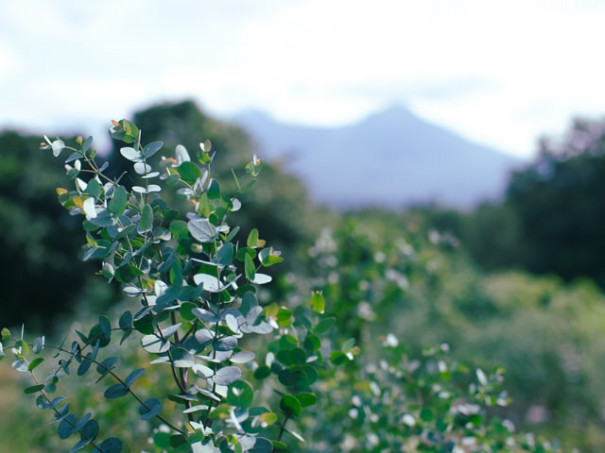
left=1, top=0, right=604, bottom=157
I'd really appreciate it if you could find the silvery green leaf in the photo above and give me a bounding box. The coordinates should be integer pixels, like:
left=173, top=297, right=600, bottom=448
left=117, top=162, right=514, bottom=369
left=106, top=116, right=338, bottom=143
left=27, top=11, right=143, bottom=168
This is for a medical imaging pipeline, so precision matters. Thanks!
left=123, top=286, right=141, bottom=297
left=230, top=198, right=241, bottom=212
left=120, top=146, right=143, bottom=162
left=183, top=404, right=209, bottom=414
left=172, top=349, right=195, bottom=368
left=476, top=368, right=488, bottom=386
left=175, top=144, right=190, bottom=165
left=200, top=140, right=211, bottom=152
left=33, top=336, right=45, bottom=353
left=251, top=273, right=272, bottom=285
left=76, top=178, right=87, bottom=191
left=150, top=357, right=170, bottom=365
left=214, top=336, right=237, bottom=351
left=213, top=366, right=241, bottom=386
left=193, top=274, right=222, bottom=293
left=194, top=329, right=214, bottom=347
left=133, top=162, right=151, bottom=175
left=177, top=188, right=194, bottom=197
left=160, top=323, right=182, bottom=339
left=197, top=168, right=209, bottom=188
left=82, top=197, right=97, bottom=219
left=154, top=280, right=168, bottom=296
left=225, top=314, right=239, bottom=333
left=12, top=359, right=28, bottom=372
left=192, top=364, right=214, bottom=378
left=142, top=141, right=163, bottom=159
left=196, top=388, right=221, bottom=403
left=192, top=307, right=220, bottom=323
left=52, top=139, right=65, bottom=157
left=230, top=351, right=255, bottom=364
left=188, top=218, right=217, bottom=243
left=141, top=334, right=170, bottom=354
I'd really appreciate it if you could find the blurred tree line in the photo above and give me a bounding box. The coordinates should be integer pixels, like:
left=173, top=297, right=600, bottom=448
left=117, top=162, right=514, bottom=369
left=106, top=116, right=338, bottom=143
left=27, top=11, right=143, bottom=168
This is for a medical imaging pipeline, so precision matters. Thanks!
left=413, top=117, right=605, bottom=288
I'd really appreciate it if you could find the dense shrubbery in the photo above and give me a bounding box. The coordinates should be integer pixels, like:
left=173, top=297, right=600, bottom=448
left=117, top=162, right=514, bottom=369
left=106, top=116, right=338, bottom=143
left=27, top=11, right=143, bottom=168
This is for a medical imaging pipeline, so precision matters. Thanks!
left=0, top=118, right=562, bottom=452
left=299, top=214, right=605, bottom=451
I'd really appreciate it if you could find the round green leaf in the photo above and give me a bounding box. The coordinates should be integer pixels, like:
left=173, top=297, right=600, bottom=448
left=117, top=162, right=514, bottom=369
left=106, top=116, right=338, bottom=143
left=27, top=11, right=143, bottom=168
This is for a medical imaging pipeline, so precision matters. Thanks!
left=58, top=414, right=77, bottom=439
left=304, top=335, right=321, bottom=352
left=125, top=368, right=145, bottom=387
left=248, top=437, right=273, bottom=453
left=310, top=291, right=325, bottom=314
left=330, top=351, right=350, bottom=365
left=104, top=383, right=129, bottom=399
left=177, top=161, right=201, bottom=185
left=280, top=394, right=302, bottom=417
left=254, top=365, right=271, bottom=380
left=138, top=204, right=153, bottom=234
left=314, top=317, right=336, bottom=335
left=296, top=392, right=317, bottom=408
left=99, top=438, right=123, bottom=453
left=227, top=380, right=254, bottom=409
left=139, top=398, right=163, bottom=420
left=24, top=384, right=45, bottom=394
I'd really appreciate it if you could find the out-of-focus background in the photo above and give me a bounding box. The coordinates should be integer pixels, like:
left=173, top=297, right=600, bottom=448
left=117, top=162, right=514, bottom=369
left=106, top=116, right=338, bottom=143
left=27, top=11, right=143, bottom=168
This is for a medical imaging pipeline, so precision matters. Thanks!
left=3, top=0, right=605, bottom=450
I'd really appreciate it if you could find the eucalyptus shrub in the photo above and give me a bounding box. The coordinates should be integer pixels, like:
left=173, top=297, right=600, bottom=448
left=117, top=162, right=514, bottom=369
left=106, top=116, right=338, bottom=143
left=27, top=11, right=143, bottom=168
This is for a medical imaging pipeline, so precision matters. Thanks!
left=0, top=120, right=345, bottom=452
left=0, top=120, right=561, bottom=452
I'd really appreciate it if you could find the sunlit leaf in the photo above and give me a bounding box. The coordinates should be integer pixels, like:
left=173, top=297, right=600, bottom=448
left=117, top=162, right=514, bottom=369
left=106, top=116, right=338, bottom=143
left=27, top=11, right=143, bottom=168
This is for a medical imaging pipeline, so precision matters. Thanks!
left=193, top=274, right=223, bottom=293
left=52, top=139, right=65, bottom=157
left=310, top=291, right=325, bottom=314
left=251, top=273, right=272, bottom=285
left=120, top=147, right=142, bottom=162
left=188, top=218, right=217, bottom=243
left=141, top=334, right=170, bottom=354
left=175, top=144, right=190, bottom=165
left=177, top=161, right=201, bottom=185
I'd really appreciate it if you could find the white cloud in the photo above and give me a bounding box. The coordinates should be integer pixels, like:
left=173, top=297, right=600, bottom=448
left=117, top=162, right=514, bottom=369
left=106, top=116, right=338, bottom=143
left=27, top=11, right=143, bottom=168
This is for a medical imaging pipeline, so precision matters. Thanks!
left=1, top=0, right=605, bottom=157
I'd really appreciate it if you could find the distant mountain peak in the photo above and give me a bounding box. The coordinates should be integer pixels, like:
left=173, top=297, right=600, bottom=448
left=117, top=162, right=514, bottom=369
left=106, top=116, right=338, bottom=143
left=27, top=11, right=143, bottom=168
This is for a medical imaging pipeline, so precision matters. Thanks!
left=233, top=105, right=520, bottom=209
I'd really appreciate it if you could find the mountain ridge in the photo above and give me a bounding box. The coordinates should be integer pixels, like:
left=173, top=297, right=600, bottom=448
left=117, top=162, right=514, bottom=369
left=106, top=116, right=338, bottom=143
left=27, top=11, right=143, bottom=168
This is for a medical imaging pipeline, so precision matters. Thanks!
left=233, top=105, right=523, bottom=209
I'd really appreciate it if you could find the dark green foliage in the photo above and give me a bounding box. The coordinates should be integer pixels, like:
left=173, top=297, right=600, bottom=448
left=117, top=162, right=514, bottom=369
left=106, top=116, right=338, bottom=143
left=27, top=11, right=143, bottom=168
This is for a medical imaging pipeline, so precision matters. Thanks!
left=0, top=131, right=115, bottom=330
left=506, top=120, right=605, bottom=285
